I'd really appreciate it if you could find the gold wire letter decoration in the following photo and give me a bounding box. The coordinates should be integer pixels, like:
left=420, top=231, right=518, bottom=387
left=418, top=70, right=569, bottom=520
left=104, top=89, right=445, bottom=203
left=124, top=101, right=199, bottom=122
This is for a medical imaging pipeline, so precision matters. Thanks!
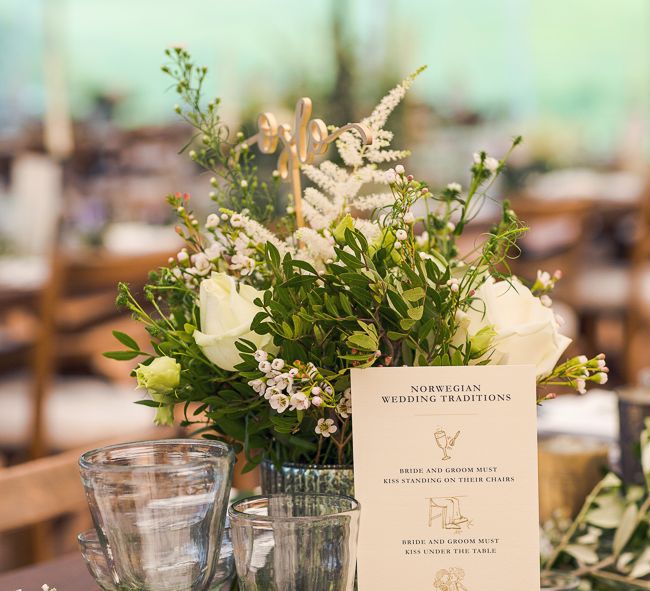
left=241, top=98, right=372, bottom=228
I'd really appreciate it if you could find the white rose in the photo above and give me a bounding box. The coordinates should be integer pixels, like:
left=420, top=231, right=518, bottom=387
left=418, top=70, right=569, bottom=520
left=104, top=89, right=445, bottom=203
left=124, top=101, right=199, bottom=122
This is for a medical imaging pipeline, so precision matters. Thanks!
left=193, top=273, right=276, bottom=371
left=457, top=276, right=571, bottom=378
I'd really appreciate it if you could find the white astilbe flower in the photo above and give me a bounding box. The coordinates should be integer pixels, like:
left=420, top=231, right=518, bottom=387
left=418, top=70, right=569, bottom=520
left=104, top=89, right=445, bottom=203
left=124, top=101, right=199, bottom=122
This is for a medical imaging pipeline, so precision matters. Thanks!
left=302, top=163, right=344, bottom=196
left=353, top=219, right=381, bottom=243
left=319, top=161, right=351, bottom=183
left=365, top=147, right=411, bottom=163
left=355, top=167, right=393, bottom=185
left=335, top=130, right=364, bottom=168
left=293, top=69, right=422, bottom=235
left=294, top=227, right=335, bottom=267
left=302, top=187, right=343, bottom=229
left=235, top=212, right=293, bottom=256
left=353, top=192, right=395, bottom=211
left=302, top=201, right=331, bottom=230
left=304, top=187, right=342, bottom=218
left=303, top=163, right=362, bottom=205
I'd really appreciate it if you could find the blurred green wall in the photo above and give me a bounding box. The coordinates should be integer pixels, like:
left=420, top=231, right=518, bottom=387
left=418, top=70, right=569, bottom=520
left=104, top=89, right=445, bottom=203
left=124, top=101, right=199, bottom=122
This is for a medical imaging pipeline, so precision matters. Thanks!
left=0, top=0, right=648, bottom=156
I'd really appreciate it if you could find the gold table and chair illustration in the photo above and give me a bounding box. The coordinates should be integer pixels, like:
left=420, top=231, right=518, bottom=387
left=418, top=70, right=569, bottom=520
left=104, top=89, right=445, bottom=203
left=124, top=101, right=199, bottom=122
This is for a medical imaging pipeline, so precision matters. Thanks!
left=427, top=496, right=472, bottom=531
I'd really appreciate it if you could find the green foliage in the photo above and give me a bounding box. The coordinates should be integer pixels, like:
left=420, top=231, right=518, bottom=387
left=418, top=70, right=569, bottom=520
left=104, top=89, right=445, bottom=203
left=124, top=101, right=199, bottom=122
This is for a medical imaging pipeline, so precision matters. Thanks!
left=544, top=420, right=650, bottom=590
left=162, top=47, right=282, bottom=223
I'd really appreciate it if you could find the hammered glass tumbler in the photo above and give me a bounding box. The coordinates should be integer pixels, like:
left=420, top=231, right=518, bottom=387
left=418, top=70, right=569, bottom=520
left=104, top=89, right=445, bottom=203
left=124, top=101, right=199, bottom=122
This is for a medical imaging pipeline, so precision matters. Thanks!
left=79, top=439, right=235, bottom=591
left=229, top=493, right=360, bottom=591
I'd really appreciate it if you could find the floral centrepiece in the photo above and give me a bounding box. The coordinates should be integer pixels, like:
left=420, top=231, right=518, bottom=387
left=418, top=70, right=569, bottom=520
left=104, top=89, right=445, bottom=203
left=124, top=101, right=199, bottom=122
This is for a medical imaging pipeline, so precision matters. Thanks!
left=109, top=48, right=607, bottom=469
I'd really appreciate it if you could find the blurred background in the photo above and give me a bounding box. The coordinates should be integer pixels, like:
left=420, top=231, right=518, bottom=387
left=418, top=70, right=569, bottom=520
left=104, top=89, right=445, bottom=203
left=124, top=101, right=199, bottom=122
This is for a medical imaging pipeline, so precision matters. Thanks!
left=0, top=0, right=648, bottom=571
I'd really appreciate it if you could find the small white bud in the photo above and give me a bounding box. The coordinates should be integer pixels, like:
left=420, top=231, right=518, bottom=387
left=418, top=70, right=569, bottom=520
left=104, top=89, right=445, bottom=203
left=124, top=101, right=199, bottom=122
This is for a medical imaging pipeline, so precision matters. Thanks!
left=485, top=157, right=500, bottom=172
left=395, top=164, right=405, bottom=174
left=384, top=169, right=397, bottom=184
left=205, top=213, right=219, bottom=229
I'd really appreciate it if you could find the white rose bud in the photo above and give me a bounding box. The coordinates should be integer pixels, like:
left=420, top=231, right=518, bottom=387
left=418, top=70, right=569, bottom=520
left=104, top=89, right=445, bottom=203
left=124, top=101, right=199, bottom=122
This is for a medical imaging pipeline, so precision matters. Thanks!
left=135, top=356, right=181, bottom=426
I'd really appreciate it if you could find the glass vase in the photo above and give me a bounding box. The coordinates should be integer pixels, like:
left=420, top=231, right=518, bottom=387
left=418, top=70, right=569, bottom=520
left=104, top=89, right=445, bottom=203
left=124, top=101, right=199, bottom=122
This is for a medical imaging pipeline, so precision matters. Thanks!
left=259, top=459, right=355, bottom=496
left=229, top=493, right=360, bottom=591
left=79, top=439, right=235, bottom=591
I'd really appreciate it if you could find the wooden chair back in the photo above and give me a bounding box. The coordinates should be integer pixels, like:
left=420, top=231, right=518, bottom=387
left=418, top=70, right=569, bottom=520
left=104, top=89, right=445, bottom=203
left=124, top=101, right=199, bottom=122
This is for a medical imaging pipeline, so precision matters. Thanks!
left=0, top=447, right=85, bottom=533
left=509, top=197, right=592, bottom=302
left=625, top=172, right=650, bottom=382
left=29, top=248, right=172, bottom=458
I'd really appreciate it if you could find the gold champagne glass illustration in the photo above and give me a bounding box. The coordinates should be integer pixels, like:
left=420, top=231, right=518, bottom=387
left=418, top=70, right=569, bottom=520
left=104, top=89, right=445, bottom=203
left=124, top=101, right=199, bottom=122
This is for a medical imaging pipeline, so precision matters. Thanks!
left=435, top=429, right=460, bottom=461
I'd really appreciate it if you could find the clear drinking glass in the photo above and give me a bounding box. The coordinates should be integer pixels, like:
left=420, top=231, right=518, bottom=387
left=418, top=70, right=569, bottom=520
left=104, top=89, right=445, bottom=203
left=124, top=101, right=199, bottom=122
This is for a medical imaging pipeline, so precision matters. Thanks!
left=229, top=493, right=360, bottom=591
left=79, top=439, right=235, bottom=591
left=78, top=529, right=116, bottom=591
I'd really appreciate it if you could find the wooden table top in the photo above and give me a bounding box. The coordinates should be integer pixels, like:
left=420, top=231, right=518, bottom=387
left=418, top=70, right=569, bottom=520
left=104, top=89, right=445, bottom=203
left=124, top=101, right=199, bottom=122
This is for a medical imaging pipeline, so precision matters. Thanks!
left=0, top=552, right=237, bottom=591
left=0, top=553, right=98, bottom=591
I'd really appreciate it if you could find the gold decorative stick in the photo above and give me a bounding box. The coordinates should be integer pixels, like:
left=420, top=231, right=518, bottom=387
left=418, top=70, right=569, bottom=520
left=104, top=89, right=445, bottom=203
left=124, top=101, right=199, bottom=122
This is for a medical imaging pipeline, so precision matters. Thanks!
left=242, top=98, right=372, bottom=228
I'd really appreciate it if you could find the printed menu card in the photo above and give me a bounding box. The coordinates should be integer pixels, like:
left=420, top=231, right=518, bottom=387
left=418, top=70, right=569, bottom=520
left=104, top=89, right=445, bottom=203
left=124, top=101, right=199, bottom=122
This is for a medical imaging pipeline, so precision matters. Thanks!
left=351, top=365, right=540, bottom=591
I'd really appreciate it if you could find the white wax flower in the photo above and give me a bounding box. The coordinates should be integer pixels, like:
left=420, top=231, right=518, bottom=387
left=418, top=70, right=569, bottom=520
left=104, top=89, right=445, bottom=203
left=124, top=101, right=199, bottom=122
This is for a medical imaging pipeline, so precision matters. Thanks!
left=315, top=418, right=338, bottom=437
left=192, top=252, right=212, bottom=276
left=269, top=393, right=289, bottom=413
left=193, top=273, right=276, bottom=371
left=455, top=277, right=571, bottom=378
left=204, top=243, right=223, bottom=260
left=290, top=392, right=310, bottom=410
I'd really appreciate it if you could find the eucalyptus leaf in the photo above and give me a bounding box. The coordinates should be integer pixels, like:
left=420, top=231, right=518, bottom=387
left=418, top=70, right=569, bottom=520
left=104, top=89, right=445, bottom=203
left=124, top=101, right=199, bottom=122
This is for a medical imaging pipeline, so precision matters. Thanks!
left=565, top=544, right=599, bottom=565
left=612, top=503, right=639, bottom=557
left=586, top=504, right=625, bottom=529
left=630, top=547, right=650, bottom=579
